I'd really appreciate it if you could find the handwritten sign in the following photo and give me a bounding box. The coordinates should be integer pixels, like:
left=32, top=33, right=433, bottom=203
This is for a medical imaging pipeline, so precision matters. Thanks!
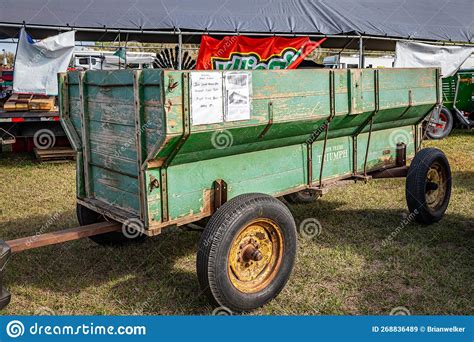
left=190, top=72, right=223, bottom=125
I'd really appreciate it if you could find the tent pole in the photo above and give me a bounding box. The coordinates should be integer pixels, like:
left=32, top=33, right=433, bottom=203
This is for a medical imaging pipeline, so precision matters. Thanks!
left=359, top=36, right=364, bottom=68
left=178, top=30, right=182, bottom=70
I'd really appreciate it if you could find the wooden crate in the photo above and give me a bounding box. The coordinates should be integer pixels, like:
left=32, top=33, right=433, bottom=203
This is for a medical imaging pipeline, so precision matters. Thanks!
left=3, top=94, right=32, bottom=111
left=29, top=95, right=56, bottom=111
left=34, top=147, right=76, bottom=163
left=3, top=94, right=56, bottom=112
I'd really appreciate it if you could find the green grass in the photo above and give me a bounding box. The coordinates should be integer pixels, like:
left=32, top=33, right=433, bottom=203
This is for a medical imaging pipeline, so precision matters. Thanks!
left=0, top=130, right=472, bottom=315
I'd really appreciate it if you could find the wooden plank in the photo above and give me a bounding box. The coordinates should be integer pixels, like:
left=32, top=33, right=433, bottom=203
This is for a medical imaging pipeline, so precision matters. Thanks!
left=35, top=147, right=75, bottom=155
left=34, top=147, right=76, bottom=163
left=6, top=222, right=121, bottom=253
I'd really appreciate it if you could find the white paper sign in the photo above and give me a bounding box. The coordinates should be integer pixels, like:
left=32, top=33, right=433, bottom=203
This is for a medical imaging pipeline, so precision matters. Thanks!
left=224, top=72, right=251, bottom=122
left=190, top=72, right=223, bottom=125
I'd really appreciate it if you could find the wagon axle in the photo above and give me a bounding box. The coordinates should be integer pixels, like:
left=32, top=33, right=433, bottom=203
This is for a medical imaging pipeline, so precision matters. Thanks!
left=240, top=241, right=264, bottom=263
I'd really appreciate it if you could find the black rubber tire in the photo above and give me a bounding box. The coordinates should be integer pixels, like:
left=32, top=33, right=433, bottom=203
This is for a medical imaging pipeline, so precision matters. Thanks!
left=426, top=107, right=453, bottom=140
left=196, top=193, right=297, bottom=312
left=406, top=148, right=452, bottom=224
left=76, top=203, right=146, bottom=246
left=284, top=189, right=320, bottom=204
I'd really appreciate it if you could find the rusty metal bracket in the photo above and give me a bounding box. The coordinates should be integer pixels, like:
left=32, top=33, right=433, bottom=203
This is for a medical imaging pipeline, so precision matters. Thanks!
left=352, top=70, right=379, bottom=177
left=160, top=168, right=169, bottom=221
left=259, top=101, right=274, bottom=139
left=149, top=175, right=160, bottom=193
left=307, top=143, right=313, bottom=186
left=213, top=179, right=228, bottom=211
left=318, top=125, right=330, bottom=188
left=167, top=75, right=179, bottom=92
left=352, top=136, right=358, bottom=176
left=363, top=117, right=374, bottom=176
left=318, top=70, right=336, bottom=188
left=396, top=142, right=407, bottom=167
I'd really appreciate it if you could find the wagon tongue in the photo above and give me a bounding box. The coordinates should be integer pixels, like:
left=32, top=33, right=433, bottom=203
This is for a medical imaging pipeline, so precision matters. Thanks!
left=0, top=240, right=11, bottom=309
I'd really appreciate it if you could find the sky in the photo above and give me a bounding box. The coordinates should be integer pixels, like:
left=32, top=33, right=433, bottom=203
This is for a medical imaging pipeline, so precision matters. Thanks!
left=0, top=40, right=18, bottom=54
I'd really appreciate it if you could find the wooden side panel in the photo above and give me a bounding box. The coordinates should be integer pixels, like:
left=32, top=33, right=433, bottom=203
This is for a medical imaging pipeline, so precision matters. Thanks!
left=168, top=68, right=437, bottom=166
left=378, top=68, right=437, bottom=109
left=91, top=165, right=140, bottom=214
left=155, top=125, right=415, bottom=223
left=160, top=144, right=308, bottom=222
left=65, top=70, right=165, bottom=219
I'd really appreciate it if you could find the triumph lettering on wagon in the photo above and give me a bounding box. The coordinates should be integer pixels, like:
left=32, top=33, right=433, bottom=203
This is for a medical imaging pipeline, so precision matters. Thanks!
left=317, top=145, right=349, bottom=163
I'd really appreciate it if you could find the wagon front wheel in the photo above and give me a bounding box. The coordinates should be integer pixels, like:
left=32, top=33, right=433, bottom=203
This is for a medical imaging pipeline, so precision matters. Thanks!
left=406, top=148, right=452, bottom=224
left=197, top=193, right=297, bottom=312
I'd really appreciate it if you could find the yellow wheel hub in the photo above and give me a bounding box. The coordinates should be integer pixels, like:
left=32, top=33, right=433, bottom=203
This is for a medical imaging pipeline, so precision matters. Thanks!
left=425, top=163, right=446, bottom=210
left=228, top=219, right=284, bottom=294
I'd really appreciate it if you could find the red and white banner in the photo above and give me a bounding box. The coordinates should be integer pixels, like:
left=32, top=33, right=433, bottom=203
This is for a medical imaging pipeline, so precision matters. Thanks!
left=196, top=36, right=326, bottom=70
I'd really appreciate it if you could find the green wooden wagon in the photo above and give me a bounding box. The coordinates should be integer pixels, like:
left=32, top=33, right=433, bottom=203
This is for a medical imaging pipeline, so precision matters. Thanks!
left=427, top=68, right=474, bottom=139
left=0, top=67, right=453, bottom=312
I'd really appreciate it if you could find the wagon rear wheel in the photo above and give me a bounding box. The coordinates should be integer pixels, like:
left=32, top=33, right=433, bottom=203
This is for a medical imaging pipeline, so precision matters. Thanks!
left=197, top=193, right=297, bottom=312
left=76, top=204, right=146, bottom=246
left=406, top=148, right=452, bottom=224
